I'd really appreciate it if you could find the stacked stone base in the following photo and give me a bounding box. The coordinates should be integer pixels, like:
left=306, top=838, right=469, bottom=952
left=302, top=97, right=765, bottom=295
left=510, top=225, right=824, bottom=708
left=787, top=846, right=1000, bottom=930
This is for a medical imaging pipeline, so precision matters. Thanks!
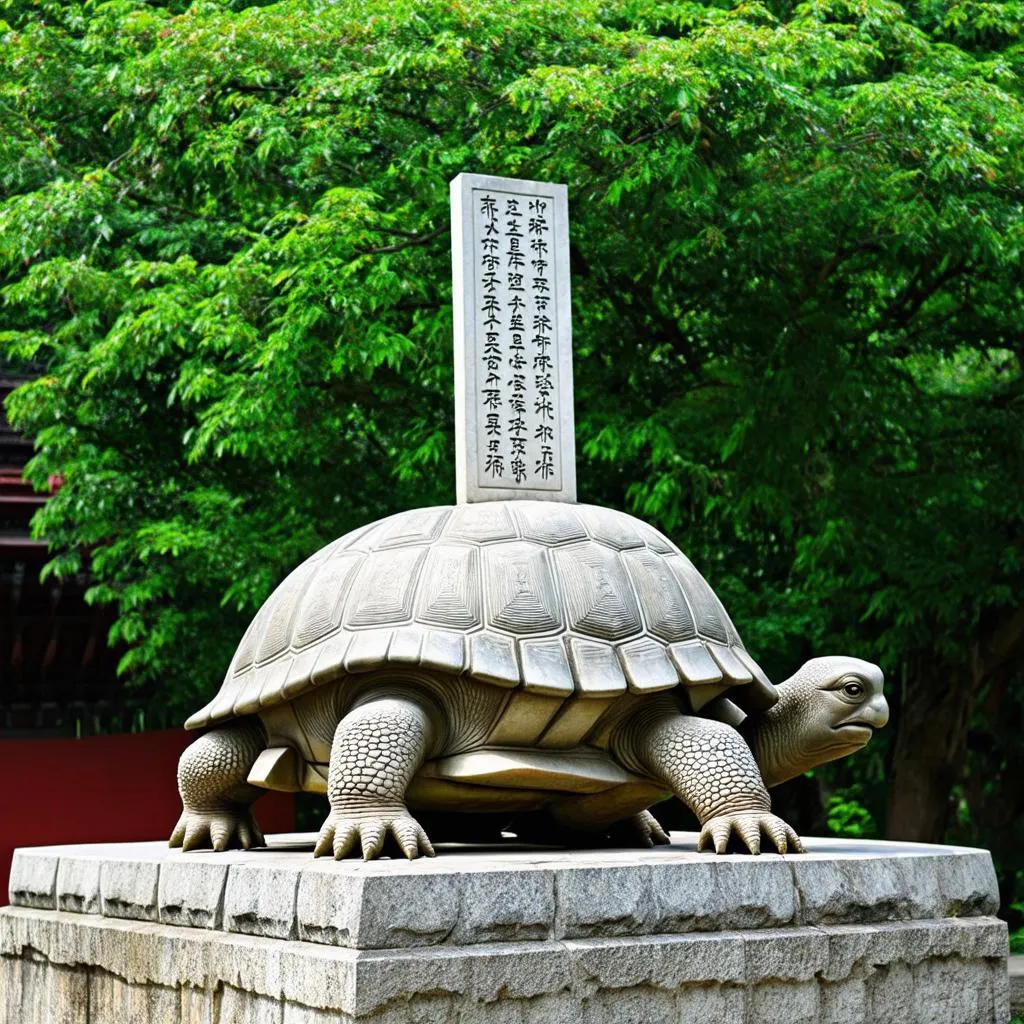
left=0, top=833, right=1010, bottom=1023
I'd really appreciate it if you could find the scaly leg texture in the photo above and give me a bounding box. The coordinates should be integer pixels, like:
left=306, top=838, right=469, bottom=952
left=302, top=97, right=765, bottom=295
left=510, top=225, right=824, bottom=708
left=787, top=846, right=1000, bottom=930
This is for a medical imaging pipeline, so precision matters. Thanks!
left=614, top=698, right=803, bottom=854
left=170, top=717, right=267, bottom=852
left=315, top=695, right=439, bottom=861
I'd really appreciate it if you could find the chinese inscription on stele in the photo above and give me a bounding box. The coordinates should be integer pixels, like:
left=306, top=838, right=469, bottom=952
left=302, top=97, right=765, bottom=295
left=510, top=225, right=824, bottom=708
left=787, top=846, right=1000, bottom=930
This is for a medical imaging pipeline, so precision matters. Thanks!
left=451, top=173, right=575, bottom=503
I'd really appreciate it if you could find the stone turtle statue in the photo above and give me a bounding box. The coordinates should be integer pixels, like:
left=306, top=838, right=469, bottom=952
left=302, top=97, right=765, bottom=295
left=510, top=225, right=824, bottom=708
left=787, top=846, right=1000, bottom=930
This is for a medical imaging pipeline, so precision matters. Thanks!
left=170, top=501, right=888, bottom=859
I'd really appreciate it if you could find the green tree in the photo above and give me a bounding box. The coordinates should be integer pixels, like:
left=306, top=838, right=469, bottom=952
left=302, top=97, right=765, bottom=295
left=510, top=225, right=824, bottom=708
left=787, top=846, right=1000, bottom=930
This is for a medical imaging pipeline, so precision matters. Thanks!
left=2, top=0, right=1022, bottom=905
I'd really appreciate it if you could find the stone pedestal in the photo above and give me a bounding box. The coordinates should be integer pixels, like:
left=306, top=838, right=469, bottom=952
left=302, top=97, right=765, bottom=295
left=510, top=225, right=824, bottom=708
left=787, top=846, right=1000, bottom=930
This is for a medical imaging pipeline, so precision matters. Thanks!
left=0, top=832, right=1009, bottom=1023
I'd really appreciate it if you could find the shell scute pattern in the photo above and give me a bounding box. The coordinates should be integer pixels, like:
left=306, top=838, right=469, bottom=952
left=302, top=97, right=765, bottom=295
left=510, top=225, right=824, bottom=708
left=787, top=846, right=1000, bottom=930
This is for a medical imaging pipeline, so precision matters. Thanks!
left=421, top=630, right=468, bottom=674
left=416, top=544, right=481, bottom=630
left=373, top=507, right=450, bottom=549
left=575, top=505, right=646, bottom=551
left=568, top=638, right=629, bottom=696
left=344, top=546, right=427, bottom=628
left=663, top=554, right=731, bottom=645
left=553, top=544, right=642, bottom=641
left=445, top=502, right=517, bottom=543
left=622, top=548, right=697, bottom=643
left=511, top=502, right=588, bottom=545
left=469, top=633, right=519, bottom=688
left=291, top=551, right=364, bottom=650
left=520, top=638, right=575, bottom=696
left=618, top=637, right=679, bottom=693
left=484, top=541, right=563, bottom=635
left=185, top=502, right=776, bottom=730
left=255, top=554, right=325, bottom=665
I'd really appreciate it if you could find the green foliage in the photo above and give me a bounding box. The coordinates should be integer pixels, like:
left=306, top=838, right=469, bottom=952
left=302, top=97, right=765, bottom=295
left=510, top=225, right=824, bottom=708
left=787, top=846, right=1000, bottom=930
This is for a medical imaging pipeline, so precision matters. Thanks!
left=1, top=0, right=1022, bottom=905
left=826, top=786, right=879, bottom=839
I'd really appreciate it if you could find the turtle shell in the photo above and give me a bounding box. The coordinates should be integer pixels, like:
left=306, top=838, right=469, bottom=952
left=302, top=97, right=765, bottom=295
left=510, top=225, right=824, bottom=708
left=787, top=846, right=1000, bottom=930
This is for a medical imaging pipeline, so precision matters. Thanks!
left=185, top=501, right=777, bottom=729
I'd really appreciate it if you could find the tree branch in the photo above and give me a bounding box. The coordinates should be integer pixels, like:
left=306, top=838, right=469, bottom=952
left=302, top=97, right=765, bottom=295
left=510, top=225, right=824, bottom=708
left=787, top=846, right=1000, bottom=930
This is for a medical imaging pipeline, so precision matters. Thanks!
left=357, top=225, right=448, bottom=256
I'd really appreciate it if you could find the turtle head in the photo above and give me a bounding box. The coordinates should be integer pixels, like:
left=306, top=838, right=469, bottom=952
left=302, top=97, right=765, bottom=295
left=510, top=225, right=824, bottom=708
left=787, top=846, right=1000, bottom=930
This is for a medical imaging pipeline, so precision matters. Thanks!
left=751, top=656, right=888, bottom=788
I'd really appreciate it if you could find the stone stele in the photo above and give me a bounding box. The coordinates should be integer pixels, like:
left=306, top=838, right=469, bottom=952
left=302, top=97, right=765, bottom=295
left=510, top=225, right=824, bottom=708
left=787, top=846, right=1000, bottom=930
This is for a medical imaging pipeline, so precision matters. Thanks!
left=0, top=832, right=1010, bottom=1023
left=450, top=172, right=575, bottom=504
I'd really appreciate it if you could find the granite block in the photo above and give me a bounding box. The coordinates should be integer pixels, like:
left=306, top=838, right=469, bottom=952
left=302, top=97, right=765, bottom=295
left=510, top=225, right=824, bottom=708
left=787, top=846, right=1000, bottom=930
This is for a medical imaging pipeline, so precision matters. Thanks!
left=158, top=857, right=230, bottom=930
left=7, top=851, right=58, bottom=910
left=55, top=855, right=102, bottom=915
left=223, top=860, right=302, bottom=940
left=100, top=856, right=160, bottom=921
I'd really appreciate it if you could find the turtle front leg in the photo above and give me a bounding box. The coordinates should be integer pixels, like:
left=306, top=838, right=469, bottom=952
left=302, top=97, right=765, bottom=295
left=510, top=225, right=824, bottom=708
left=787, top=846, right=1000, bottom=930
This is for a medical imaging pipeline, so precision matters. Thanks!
left=314, top=694, right=440, bottom=861
left=170, top=717, right=267, bottom=852
left=613, top=698, right=804, bottom=855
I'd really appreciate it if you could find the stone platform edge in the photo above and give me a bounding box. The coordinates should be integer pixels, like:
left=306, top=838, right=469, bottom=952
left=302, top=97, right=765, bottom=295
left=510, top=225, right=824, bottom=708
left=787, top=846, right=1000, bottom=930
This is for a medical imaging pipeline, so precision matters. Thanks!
left=5, top=832, right=1003, bottom=952
left=0, top=904, right=1011, bottom=1023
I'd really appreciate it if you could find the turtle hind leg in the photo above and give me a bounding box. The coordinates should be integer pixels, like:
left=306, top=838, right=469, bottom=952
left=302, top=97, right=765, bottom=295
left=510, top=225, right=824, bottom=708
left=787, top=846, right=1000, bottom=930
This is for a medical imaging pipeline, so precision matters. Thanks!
left=612, top=697, right=804, bottom=855
left=170, top=717, right=267, bottom=852
left=314, top=694, right=441, bottom=861
left=606, top=810, right=671, bottom=848
left=512, top=807, right=670, bottom=849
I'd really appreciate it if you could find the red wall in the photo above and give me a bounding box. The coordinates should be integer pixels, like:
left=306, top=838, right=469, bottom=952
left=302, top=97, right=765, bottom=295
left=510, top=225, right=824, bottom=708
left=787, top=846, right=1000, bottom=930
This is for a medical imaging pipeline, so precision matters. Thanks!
left=0, top=729, right=294, bottom=905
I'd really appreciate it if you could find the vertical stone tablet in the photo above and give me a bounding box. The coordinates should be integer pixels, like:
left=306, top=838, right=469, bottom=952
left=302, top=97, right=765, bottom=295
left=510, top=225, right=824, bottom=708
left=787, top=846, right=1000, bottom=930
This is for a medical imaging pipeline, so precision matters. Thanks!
left=451, top=172, right=575, bottom=503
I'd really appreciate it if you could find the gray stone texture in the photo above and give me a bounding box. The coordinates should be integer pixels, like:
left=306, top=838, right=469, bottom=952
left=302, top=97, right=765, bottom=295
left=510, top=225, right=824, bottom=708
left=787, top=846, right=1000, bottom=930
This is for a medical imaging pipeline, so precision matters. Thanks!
left=1010, top=954, right=1023, bottom=1019
left=1, top=832, right=1011, bottom=1023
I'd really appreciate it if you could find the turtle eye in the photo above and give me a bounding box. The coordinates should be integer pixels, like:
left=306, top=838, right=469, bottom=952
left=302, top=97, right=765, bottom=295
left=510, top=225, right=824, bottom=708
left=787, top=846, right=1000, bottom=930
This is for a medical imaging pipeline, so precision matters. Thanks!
left=841, top=680, right=865, bottom=699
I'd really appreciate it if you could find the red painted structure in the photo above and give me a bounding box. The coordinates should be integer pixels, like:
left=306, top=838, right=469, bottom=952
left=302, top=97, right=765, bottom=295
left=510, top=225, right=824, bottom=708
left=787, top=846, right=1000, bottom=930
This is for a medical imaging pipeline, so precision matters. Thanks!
left=2, top=366, right=127, bottom=734
left=1, top=368, right=294, bottom=904
left=0, top=728, right=295, bottom=905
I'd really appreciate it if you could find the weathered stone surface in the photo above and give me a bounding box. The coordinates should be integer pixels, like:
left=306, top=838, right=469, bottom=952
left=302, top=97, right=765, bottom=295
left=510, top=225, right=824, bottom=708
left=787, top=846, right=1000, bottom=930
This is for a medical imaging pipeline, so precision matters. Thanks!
left=819, top=977, right=868, bottom=1024
left=1009, top=955, right=1024, bottom=1019
left=181, top=984, right=217, bottom=1024
left=573, top=932, right=745, bottom=991
left=55, top=854, right=102, bottom=915
left=10, top=831, right=1006, bottom=950
left=89, top=971, right=180, bottom=1024
left=554, top=863, right=653, bottom=938
left=223, top=858, right=303, bottom=940
left=159, top=857, right=230, bottom=929
left=352, top=870, right=460, bottom=948
left=450, top=867, right=554, bottom=944
left=282, top=1005, right=347, bottom=1024
left=746, top=978, right=820, bottom=1024
left=650, top=856, right=795, bottom=933
left=220, top=984, right=284, bottom=1024
left=100, top=856, right=160, bottom=921
left=0, top=833, right=1010, bottom=1023
left=7, top=851, right=58, bottom=910
left=742, top=926, right=828, bottom=983
left=0, top=904, right=1010, bottom=1023
left=789, top=843, right=1000, bottom=926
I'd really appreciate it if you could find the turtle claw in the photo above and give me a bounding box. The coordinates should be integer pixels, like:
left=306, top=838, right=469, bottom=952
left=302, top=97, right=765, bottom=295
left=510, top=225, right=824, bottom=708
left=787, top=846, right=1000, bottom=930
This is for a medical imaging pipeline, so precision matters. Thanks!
left=169, top=808, right=265, bottom=853
left=314, top=805, right=435, bottom=861
left=609, top=810, right=671, bottom=848
left=697, top=812, right=803, bottom=855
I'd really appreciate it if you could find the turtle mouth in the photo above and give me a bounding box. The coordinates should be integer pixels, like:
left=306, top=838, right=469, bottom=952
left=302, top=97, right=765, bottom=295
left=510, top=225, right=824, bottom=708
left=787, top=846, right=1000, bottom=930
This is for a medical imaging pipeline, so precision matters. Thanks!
left=830, top=723, right=873, bottom=742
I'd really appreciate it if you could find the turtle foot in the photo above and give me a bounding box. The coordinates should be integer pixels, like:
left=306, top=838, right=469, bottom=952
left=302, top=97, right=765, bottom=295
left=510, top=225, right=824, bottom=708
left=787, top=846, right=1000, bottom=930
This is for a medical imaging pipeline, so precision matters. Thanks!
left=169, top=807, right=264, bottom=852
left=314, top=803, right=435, bottom=861
left=608, top=810, right=671, bottom=849
left=697, top=812, right=803, bottom=855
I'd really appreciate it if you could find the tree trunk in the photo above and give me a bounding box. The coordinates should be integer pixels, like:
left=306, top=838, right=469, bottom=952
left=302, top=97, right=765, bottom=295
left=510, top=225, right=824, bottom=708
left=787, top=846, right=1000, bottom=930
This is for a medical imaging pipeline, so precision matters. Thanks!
left=886, top=606, right=1024, bottom=843
left=885, top=656, right=973, bottom=843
